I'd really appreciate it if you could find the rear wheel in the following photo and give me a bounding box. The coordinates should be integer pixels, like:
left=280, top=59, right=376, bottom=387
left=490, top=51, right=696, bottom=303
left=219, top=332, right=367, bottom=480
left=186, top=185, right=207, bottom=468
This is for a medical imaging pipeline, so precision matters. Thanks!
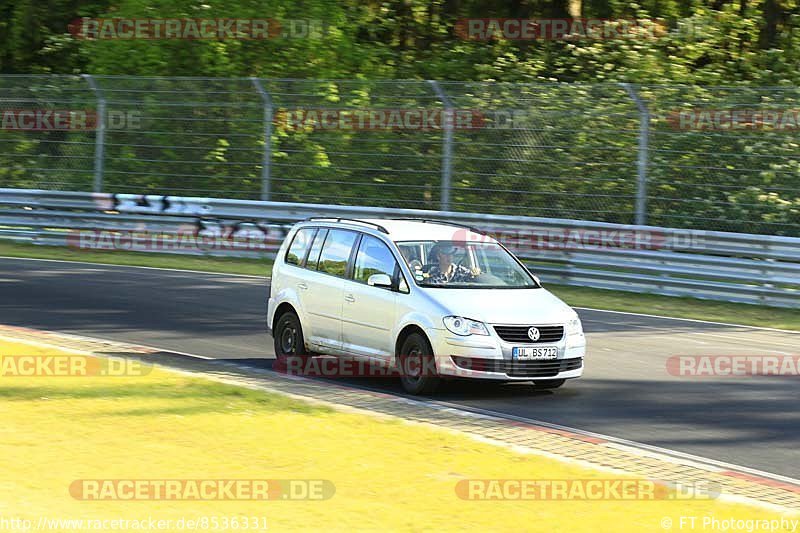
left=398, top=332, right=440, bottom=395
left=274, top=311, right=310, bottom=372
left=532, top=379, right=566, bottom=391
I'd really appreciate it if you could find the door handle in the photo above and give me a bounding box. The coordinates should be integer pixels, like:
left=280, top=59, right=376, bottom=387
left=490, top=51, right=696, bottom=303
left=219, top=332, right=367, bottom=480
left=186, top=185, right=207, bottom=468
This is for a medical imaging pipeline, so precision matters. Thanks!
left=344, top=294, right=355, bottom=302
left=297, top=283, right=308, bottom=290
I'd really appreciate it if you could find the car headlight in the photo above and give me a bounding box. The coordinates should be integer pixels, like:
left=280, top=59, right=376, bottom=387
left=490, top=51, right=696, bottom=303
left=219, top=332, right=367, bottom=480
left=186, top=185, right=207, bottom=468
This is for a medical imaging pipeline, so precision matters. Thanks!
left=443, top=316, right=489, bottom=336
left=566, top=316, right=583, bottom=336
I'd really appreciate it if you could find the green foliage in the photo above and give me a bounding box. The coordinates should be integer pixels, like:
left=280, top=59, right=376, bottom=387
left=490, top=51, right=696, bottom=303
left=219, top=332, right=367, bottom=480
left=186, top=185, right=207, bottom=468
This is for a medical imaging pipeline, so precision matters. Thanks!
left=1, top=0, right=799, bottom=234
left=2, top=0, right=798, bottom=83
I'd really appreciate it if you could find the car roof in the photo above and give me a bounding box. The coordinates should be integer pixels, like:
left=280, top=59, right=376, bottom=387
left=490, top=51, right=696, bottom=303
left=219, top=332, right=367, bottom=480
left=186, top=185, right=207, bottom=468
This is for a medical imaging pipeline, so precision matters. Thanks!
left=301, top=218, right=495, bottom=243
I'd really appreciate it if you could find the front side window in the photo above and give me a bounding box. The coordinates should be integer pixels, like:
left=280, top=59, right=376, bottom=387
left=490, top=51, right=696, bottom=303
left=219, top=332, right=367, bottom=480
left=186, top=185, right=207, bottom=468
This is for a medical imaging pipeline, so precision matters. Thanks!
left=354, top=235, right=398, bottom=285
left=395, top=240, right=538, bottom=289
left=285, top=228, right=316, bottom=266
left=317, top=229, right=358, bottom=277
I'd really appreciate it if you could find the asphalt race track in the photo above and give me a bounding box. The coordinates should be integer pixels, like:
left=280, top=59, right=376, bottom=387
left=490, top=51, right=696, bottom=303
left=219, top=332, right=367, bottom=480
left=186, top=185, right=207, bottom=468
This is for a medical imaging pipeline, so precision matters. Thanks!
left=2, top=257, right=798, bottom=477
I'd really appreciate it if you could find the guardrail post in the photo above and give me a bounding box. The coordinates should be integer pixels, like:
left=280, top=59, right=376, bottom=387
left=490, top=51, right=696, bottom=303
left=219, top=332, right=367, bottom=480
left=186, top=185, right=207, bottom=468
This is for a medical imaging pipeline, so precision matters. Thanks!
left=620, top=83, right=649, bottom=226
left=428, top=80, right=453, bottom=212
left=82, top=74, right=105, bottom=192
left=251, top=77, right=273, bottom=202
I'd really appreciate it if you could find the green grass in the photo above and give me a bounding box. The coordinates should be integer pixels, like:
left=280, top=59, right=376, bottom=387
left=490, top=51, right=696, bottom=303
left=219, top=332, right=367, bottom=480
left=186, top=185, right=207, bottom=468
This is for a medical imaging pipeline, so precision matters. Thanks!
left=6, top=344, right=784, bottom=530
left=2, top=240, right=797, bottom=330
left=0, top=378, right=331, bottom=415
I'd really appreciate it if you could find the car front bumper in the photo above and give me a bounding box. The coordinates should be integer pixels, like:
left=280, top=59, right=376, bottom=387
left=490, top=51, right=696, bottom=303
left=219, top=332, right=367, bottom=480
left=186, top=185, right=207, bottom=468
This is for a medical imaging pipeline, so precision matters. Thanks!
left=429, top=328, right=585, bottom=381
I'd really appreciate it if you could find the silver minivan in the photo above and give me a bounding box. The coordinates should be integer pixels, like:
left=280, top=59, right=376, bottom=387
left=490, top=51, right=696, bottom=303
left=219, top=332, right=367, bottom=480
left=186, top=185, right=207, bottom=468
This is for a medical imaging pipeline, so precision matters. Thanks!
left=266, top=218, right=585, bottom=394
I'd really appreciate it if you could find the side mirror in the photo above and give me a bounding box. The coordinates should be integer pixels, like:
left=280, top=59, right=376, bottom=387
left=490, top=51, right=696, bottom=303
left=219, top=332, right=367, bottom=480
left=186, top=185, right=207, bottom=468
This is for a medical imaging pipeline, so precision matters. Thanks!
left=367, top=273, right=393, bottom=288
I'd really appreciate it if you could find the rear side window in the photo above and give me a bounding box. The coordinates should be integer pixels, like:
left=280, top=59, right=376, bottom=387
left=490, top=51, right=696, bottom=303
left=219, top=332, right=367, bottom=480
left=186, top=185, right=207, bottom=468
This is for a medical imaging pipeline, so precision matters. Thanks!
left=354, top=235, right=397, bottom=284
left=317, top=230, right=358, bottom=277
left=305, top=229, right=328, bottom=271
left=285, top=228, right=315, bottom=266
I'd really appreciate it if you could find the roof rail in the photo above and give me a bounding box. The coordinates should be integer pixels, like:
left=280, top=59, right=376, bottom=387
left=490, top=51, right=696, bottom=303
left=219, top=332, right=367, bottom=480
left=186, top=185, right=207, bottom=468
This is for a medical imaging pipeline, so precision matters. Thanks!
left=304, top=217, right=389, bottom=234
left=389, top=218, right=487, bottom=236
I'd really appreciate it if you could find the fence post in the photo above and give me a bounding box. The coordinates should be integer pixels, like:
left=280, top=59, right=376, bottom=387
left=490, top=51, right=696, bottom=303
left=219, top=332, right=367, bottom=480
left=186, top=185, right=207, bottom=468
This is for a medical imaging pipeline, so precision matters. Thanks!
left=620, top=83, right=649, bottom=225
left=82, top=74, right=105, bottom=193
left=251, top=77, right=273, bottom=202
left=427, top=80, right=453, bottom=212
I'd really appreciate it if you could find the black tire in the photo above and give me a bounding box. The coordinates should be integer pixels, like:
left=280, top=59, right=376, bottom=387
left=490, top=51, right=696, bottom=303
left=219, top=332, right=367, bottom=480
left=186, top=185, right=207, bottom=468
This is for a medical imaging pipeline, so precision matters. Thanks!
left=273, top=311, right=310, bottom=372
left=398, top=332, right=440, bottom=395
left=532, top=379, right=566, bottom=391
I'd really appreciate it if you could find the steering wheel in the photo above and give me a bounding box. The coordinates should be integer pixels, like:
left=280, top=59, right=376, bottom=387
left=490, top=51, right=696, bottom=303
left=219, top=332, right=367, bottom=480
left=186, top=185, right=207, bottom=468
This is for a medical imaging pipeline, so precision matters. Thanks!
left=455, top=255, right=481, bottom=277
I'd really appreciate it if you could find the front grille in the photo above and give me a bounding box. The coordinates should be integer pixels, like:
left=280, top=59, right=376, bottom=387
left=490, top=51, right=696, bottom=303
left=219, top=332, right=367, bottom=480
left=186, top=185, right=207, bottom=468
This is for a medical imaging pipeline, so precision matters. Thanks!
left=452, top=357, right=583, bottom=378
left=493, top=325, right=564, bottom=343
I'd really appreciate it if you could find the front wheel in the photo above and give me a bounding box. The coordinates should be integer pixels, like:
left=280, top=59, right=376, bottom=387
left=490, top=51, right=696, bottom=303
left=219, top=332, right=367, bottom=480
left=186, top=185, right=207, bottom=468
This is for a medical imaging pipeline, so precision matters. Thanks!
left=398, top=332, right=440, bottom=395
left=273, top=311, right=310, bottom=371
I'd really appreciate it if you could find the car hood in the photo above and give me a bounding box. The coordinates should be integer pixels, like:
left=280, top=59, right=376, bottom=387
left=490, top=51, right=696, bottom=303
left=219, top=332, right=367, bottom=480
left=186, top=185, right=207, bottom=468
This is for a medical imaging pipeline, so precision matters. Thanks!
left=422, top=287, right=575, bottom=325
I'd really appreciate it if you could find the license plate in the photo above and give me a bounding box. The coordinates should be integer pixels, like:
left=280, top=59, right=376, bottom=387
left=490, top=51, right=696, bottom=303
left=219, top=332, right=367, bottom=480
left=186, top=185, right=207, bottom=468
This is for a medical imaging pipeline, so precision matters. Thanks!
left=512, top=346, right=558, bottom=360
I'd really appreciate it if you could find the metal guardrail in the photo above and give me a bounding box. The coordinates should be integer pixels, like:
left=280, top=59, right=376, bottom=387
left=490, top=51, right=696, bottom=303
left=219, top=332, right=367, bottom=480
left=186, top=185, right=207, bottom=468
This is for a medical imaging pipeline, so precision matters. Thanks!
left=1, top=188, right=798, bottom=308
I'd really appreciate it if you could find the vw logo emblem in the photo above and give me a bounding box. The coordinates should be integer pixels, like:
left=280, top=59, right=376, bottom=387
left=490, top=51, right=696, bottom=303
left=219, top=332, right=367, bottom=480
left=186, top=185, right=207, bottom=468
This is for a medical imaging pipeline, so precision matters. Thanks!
left=527, top=327, right=540, bottom=341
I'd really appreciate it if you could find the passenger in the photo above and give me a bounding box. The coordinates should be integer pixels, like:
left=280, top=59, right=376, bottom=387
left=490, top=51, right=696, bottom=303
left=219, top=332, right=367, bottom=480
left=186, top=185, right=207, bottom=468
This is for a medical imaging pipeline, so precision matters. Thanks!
left=400, top=247, right=423, bottom=272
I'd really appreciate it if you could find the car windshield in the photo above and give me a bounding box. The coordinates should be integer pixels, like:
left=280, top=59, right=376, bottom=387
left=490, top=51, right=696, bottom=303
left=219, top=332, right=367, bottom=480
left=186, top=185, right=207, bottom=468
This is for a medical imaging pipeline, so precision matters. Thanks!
left=395, top=240, right=539, bottom=289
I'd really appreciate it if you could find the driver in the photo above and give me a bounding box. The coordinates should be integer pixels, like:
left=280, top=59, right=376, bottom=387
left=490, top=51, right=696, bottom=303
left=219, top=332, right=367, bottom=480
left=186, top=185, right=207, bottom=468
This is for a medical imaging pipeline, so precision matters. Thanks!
left=427, top=244, right=479, bottom=284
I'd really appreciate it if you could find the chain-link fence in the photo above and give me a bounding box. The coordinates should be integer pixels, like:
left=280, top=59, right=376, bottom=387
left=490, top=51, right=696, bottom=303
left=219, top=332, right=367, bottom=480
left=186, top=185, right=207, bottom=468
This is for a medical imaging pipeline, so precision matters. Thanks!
left=1, top=75, right=799, bottom=235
